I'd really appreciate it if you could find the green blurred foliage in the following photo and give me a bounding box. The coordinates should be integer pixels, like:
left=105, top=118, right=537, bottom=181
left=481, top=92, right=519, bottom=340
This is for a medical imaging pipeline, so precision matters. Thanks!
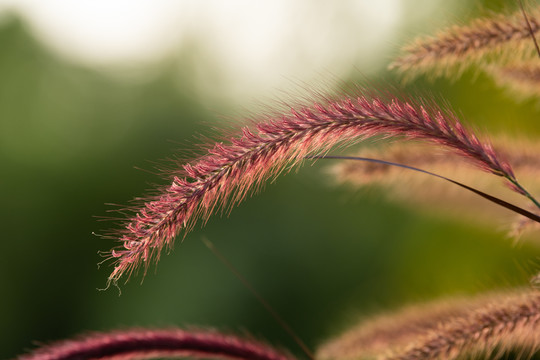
left=2, top=2, right=540, bottom=359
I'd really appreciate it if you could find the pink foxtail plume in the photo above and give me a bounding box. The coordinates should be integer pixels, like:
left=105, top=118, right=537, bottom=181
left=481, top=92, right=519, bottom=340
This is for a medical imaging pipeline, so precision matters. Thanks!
left=16, top=328, right=294, bottom=360
left=105, top=88, right=525, bottom=284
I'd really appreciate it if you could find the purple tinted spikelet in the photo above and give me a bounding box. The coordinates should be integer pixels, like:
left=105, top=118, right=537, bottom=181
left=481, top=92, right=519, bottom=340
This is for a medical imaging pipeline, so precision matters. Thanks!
left=106, top=90, right=521, bottom=284
left=16, top=328, right=294, bottom=360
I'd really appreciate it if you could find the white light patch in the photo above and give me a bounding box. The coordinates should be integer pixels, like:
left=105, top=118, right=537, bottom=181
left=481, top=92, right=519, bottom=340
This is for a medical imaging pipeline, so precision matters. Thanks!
left=0, top=0, right=191, bottom=64
left=179, top=0, right=405, bottom=100
left=0, top=0, right=409, bottom=101
left=0, top=1, right=402, bottom=63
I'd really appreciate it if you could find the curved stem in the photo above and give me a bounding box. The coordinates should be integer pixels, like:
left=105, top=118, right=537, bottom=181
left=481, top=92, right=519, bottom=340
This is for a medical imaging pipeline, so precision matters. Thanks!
left=309, top=155, right=540, bottom=224
left=506, top=175, right=540, bottom=210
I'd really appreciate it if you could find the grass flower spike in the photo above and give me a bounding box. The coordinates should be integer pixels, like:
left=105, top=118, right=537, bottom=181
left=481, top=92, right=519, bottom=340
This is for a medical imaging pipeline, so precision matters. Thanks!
left=317, top=289, right=540, bottom=360
left=10, top=4, right=540, bottom=360
left=105, top=89, right=531, bottom=285
left=330, top=138, right=540, bottom=231
left=486, top=61, right=540, bottom=99
left=390, top=5, right=540, bottom=80
left=16, top=328, right=294, bottom=360
left=390, top=290, right=540, bottom=360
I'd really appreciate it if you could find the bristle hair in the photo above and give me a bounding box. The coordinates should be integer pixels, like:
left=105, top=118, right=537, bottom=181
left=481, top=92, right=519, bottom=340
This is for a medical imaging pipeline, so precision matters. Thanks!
left=390, top=6, right=540, bottom=81
left=105, top=89, right=520, bottom=285
left=390, top=290, right=540, bottom=360
left=317, top=289, right=540, bottom=360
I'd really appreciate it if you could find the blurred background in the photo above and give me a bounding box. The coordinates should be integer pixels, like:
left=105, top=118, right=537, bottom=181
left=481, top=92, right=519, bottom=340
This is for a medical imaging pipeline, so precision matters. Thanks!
left=2, top=0, right=540, bottom=358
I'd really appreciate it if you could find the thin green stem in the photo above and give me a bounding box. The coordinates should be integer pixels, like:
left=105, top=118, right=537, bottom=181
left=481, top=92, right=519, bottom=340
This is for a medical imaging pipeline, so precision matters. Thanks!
left=506, top=176, right=540, bottom=210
